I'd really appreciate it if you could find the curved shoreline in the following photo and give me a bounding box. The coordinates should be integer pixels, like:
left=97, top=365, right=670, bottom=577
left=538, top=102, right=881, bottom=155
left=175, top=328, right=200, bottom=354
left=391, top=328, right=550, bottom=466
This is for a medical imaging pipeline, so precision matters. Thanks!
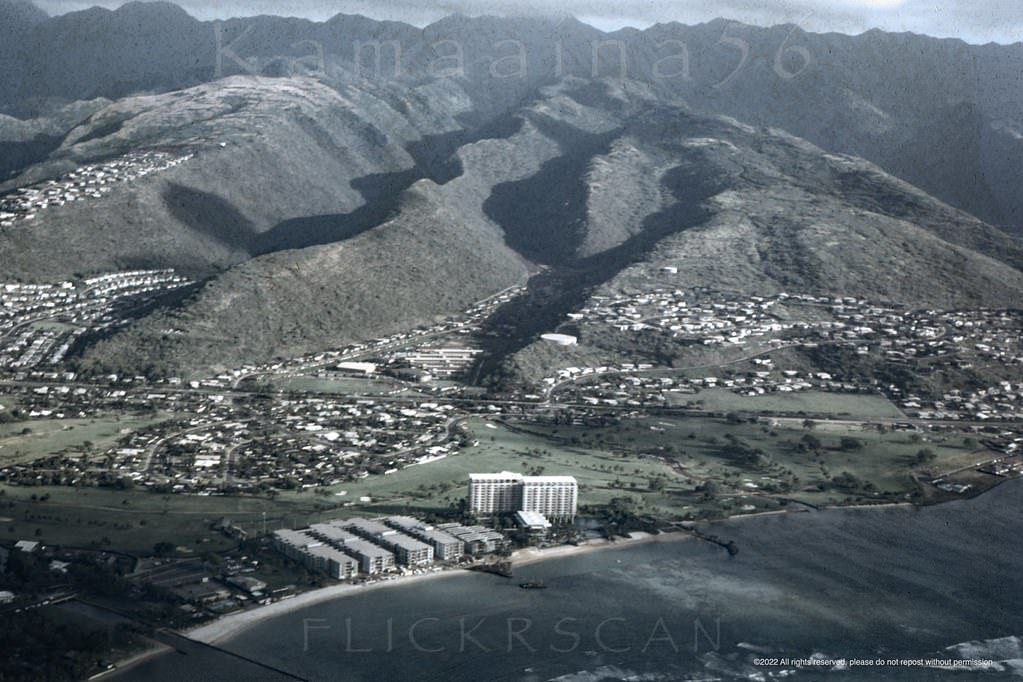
left=177, top=501, right=930, bottom=648
left=113, top=488, right=1008, bottom=675
left=184, top=531, right=687, bottom=647
left=186, top=568, right=461, bottom=646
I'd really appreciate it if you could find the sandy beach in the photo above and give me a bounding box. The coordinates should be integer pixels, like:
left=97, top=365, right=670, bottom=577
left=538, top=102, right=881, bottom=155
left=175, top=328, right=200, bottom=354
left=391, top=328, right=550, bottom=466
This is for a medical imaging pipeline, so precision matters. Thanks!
left=130, top=500, right=940, bottom=662
left=164, top=504, right=900, bottom=652
left=185, top=531, right=691, bottom=646
left=187, top=568, right=461, bottom=645
left=509, top=530, right=693, bottom=567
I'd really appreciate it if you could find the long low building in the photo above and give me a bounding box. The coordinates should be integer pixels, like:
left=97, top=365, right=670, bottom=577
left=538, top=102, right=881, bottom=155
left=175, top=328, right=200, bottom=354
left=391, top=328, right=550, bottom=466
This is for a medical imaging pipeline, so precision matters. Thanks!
left=384, top=516, right=464, bottom=561
left=342, top=518, right=434, bottom=567
left=435, top=523, right=506, bottom=555
left=307, top=522, right=396, bottom=575
left=272, top=529, right=359, bottom=579
left=342, top=538, right=395, bottom=574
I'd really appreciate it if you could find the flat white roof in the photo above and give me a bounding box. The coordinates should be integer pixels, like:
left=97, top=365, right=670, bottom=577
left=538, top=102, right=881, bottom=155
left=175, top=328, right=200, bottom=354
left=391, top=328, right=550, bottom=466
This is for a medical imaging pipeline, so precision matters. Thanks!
left=523, top=475, right=577, bottom=483
left=469, top=472, right=522, bottom=481
left=342, top=518, right=396, bottom=537
left=343, top=538, right=394, bottom=559
left=515, top=511, right=552, bottom=528
left=309, top=523, right=359, bottom=544
left=469, top=472, right=577, bottom=484
left=336, top=362, right=376, bottom=372
left=305, top=544, right=358, bottom=564
left=273, top=529, right=314, bottom=547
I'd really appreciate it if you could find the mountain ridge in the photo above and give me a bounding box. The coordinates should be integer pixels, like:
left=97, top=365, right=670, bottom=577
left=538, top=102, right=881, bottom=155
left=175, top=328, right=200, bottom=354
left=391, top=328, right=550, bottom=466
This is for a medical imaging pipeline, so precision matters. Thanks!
left=3, top=6, right=1023, bottom=378
left=55, top=76, right=1023, bottom=378
left=2, top=4, right=1022, bottom=233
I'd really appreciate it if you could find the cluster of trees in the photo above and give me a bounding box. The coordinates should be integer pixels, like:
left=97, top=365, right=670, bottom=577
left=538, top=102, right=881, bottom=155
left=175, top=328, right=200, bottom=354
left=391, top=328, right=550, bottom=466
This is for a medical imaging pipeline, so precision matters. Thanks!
left=795, top=433, right=864, bottom=454
left=0, top=610, right=121, bottom=681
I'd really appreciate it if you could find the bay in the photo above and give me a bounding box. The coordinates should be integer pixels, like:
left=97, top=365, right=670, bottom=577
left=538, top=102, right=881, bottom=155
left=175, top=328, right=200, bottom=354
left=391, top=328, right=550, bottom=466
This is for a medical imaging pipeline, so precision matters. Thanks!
left=121, top=480, right=1023, bottom=681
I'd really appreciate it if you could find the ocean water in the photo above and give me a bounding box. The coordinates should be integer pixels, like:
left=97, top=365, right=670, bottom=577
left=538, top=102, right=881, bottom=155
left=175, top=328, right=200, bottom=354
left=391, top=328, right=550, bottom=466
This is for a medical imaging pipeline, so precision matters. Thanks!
left=123, top=480, right=1023, bottom=681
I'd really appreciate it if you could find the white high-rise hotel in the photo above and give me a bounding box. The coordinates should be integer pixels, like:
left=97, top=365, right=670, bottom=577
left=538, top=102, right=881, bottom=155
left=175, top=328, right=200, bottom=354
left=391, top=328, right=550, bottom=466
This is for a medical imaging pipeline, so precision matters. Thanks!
left=468, top=472, right=578, bottom=520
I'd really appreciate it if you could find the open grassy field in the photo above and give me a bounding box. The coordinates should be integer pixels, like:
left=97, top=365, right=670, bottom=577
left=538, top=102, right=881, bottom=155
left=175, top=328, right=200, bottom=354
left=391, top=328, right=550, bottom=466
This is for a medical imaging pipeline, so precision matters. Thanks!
left=667, top=388, right=906, bottom=419
left=299, top=413, right=980, bottom=518
left=0, top=484, right=332, bottom=555
left=0, top=413, right=985, bottom=554
left=410, top=415, right=975, bottom=509
left=326, top=416, right=693, bottom=510
left=0, top=414, right=171, bottom=465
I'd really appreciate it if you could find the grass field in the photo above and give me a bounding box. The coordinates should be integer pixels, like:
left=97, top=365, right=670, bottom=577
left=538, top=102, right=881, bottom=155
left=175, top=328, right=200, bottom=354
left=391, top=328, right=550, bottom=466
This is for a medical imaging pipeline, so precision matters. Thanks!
left=0, top=414, right=171, bottom=465
left=0, top=484, right=332, bottom=554
left=667, top=388, right=906, bottom=419
left=296, top=413, right=980, bottom=517
left=0, top=413, right=984, bottom=554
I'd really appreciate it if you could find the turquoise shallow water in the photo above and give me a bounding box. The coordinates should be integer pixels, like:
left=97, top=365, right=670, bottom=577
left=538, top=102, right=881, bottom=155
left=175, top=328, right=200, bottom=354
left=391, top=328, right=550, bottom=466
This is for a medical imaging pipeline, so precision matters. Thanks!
left=122, top=480, right=1023, bottom=681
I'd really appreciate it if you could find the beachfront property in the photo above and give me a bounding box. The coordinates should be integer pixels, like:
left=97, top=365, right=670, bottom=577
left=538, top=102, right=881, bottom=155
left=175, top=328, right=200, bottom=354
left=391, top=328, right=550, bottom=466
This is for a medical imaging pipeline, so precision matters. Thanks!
left=272, top=529, right=360, bottom=580
left=383, top=516, right=465, bottom=561
left=521, top=476, right=579, bottom=521
left=468, top=472, right=578, bottom=521
left=306, top=522, right=396, bottom=574
left=341, top=518, right=435, bottom=567
left=434, top=523, right=507, bottom=555
left=468, top=472, right=524, bottom=515
left=515, top=510, right=553, bottom=533
left=272, top=515, right=504, bottom=580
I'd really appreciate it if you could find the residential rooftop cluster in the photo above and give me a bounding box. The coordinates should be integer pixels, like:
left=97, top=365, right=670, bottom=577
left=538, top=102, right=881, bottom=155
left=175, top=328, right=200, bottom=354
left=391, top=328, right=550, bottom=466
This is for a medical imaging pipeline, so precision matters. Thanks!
left=548, top=288, right=1023, bottom=421
left=0, top=393, right=469, bottom=494
left=0, top=269, right=193, bottom=372
left=577, top=288, right=787, bottom=344
left=0, top=151, right=194, bottom=228
left=549, top=365, right=873, bottom=409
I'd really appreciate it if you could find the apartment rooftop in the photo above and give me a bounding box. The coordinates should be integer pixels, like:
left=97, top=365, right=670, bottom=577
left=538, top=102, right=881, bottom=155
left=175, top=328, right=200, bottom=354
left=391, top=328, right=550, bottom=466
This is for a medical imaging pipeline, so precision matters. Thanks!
left=305, top=543, right=357, bottom=564
left=523, top=475, right=578, bottom=485
left=386, top=516, right=462, bottom=546
left=469, top=471, right=523, bottom=482
left=342, top=537, right=394, bottom=559
left=342, top=518, right=397, bottom=538
left=309, top=523, right=360, bottom=545
left=273, top=529, right=314, bottom=548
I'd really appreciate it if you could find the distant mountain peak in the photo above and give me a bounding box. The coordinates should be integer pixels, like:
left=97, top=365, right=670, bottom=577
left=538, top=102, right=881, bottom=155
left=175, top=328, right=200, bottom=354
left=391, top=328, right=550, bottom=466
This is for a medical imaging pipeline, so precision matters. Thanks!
left=0, top=0, right=48, bottom=24
left=111, top=0, right=195, bottom=21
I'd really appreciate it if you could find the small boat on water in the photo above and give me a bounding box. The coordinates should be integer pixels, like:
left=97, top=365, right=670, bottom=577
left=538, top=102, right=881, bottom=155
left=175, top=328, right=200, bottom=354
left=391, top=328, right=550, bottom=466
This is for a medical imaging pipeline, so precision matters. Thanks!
left=518, top=580, right=547, bottom=589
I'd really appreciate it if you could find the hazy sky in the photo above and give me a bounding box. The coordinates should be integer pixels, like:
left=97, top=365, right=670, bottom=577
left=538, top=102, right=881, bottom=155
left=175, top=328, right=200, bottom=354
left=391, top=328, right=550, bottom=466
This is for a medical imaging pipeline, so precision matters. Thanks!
left=31, top=0, right=1023, bottom=45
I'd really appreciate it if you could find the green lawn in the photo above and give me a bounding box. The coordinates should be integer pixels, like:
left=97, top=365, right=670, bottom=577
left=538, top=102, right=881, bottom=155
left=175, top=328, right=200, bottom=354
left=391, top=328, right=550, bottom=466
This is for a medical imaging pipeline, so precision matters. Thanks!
left=0, top=414, right=171, bottom=465
left=0, top=414, right=983, bottom=553
left=294, top=417, right=696, bottom=516
left=0, top=484, right=330, bottom=554
left=285, top=413, right=983, bottom=517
